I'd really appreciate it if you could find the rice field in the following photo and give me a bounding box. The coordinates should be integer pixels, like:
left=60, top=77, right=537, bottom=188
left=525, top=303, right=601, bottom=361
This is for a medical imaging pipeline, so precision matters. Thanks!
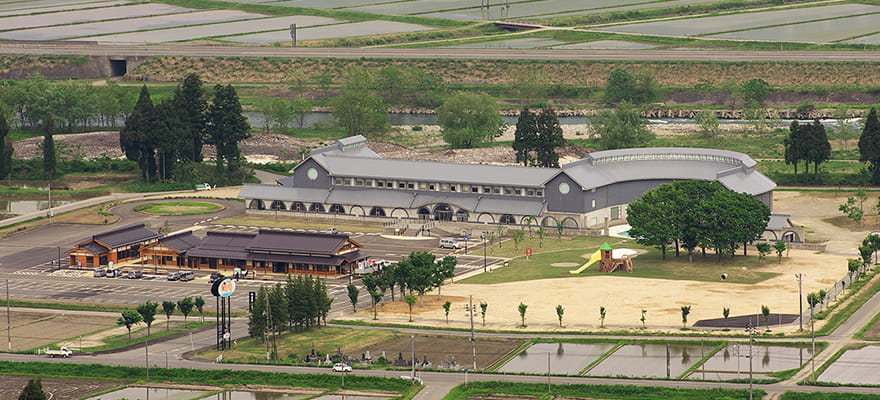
left=596, top=3, right=880, bottom=37
left=90, top=15, right=341, bottom=43
left=443, top=37, right=565, bottom=48
left=271, top=0, right=409, bottom=8
left=552, top=40, right=656, bottom=49
left=0, top=0, right=128, bottom=17
left=344, top=0, right=533, bottom=15
left=0, top=3, right=190, bottom=31
left=845, top=32, right=880, bottom=45
left=0, top=9, right=264, bottom=40
left=527, top=0, right=737, bottom=20
left=221, top=20, right=436, bottom=44
left=426, top=0, right=719, bottom=20
left=707, top=14, right=880, bottom=43
left=0, top=0, right=109, bottom=12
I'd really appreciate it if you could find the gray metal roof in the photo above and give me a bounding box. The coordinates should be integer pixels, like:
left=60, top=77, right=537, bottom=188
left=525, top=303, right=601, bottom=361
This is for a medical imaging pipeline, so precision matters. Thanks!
left=412, top=193, right=479, bottom=210
left=239, top=184, right=328, bottom=203
left=158, top=231, right=202, bottom=252
left=562, top=147, right=775, bottom=195
left=475, top=197, right=545, bottom=215
left=187, top=231, right=255, bottom=259
left=79, top=241, right=109, bottom=255
left=311, top=153, right=559, bottom=187
left=276, top=175, right=295, bottom=186
left=246, top=229, right=350, bottom=255
left=326, top=188, right=415, bottom=208
left=93, top=223, right=159, bottom=249
left=767, top=214, right=793, bottom=230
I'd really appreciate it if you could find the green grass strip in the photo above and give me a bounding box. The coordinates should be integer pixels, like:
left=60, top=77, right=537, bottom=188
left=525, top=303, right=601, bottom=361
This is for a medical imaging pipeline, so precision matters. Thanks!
left=443, top=381, right=763, bottom=400
left=0, top=361, right=420, bottom=394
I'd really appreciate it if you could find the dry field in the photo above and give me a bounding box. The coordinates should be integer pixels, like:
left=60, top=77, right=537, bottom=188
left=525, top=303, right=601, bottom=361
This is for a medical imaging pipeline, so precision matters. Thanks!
left=0, top=310, right=118, bottom=352
left=132, top=56, right=880, bottom=88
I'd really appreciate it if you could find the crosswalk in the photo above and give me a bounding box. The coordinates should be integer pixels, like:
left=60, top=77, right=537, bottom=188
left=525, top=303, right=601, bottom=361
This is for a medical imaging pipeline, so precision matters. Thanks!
left=13, top=258, right=66, bottom=275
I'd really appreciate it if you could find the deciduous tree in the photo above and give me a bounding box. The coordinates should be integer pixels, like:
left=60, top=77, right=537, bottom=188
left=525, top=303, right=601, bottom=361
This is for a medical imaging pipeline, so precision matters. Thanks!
left=136, top=301, right=158, bottom=336
left=404, top=294, right=417, bottom=322
left=18, top=378, right=47, bottom=400
left=438, top=91, right=505, bottom=148
left=0, top=111, right=12, bottom=180
left=518, top=302, right=528, bottom=327
left=161, top=301, right=175, bottom=330
left=117, top=310, right=142, bottom=342
left=177, top=296, right=194, bottom=326
left=347, top=284, right=359, bottom=312
left=589, top=102, right=653, bottom=150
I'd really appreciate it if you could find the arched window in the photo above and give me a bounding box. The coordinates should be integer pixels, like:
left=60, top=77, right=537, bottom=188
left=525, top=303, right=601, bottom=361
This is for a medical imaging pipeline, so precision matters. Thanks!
left=434, top=203, right=453, bottom=221
left=270, top=200, right=286, bottom=210
left=370, top=207, right=387, bottom=217
left=309, top=203, right=326, bottom=213
left=417, top=207, right=431, bottom=220
left=455, top=209, right=469, bottom=222
left=329, top=204, right=346, bottom=214
left=249, top=200, right=265, bottom=210
left=499, top=214, right=515, bottom=225
left=291, top=202, right=306, bottom=212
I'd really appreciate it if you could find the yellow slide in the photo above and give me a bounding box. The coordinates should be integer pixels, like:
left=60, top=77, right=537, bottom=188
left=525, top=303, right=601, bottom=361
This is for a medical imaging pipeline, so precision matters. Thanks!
left=569, top=250, right=601, bottom=274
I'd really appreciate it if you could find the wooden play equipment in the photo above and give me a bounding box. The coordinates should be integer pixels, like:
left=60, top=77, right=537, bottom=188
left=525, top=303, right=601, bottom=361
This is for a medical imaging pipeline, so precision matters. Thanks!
left=598, top=242, right=634, bottom=273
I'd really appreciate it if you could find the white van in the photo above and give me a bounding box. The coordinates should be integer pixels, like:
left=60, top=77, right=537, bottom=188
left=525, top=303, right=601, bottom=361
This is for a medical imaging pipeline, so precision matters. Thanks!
left=439, top=238, right=461, bottom=249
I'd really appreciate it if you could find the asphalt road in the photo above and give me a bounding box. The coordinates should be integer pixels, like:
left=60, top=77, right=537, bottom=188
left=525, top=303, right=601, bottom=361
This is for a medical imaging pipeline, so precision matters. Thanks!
left=2, top=41, right=880, bottom=62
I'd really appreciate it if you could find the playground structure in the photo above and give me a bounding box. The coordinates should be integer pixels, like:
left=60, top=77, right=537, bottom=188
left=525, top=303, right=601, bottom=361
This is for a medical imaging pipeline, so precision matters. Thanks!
left=569, top=243, right=636, bottom=274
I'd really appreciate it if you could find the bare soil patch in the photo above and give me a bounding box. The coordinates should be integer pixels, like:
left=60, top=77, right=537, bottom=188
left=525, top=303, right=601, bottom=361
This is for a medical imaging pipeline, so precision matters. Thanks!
left=0, top=375, right=128, bottom=400
left=0, top=310, right=118, bottom=352
left=351, top=334, right=525, bottom=370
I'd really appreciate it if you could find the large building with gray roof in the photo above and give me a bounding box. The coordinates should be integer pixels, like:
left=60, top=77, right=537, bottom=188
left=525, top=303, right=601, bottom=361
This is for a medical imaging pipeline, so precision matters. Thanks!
left=239, top=136, right=776, bottom=231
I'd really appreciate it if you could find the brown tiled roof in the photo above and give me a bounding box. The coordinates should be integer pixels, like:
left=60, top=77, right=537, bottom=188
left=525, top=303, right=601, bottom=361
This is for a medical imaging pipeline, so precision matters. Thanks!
left=158, top=231, right=202, bottom=252
left=187, top=231, right=255, bottom=259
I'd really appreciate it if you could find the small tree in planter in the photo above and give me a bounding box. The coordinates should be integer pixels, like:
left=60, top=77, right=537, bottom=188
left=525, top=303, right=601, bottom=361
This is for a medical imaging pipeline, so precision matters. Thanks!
left=681, top=305, right=691, bottom=328
left=555, top=305, right=564, bottom=327
left=599, top=306, right=606, bottom=328
left=443, top=301, right=451, bottom=323
left=518, top=302, right=528, bottom=327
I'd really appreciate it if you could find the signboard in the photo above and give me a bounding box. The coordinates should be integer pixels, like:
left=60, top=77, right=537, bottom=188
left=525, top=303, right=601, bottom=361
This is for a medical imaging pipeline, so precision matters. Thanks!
left=526, top=248, right=532, bottom=256
left=211, top=278, right=236, bottom=298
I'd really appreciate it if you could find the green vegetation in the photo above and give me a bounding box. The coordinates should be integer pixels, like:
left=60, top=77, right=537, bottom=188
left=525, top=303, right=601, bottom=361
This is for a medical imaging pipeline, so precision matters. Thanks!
left=201, top=326, right=400, bottom=365
left=0, top=361, right=419, bottom=394
left=133, top=201, right=221, bottom=215
left=74, top=322, right=212, bottom=353
left=462, top=245, right=778, bottom=285
left=781, top=393, right=880, bottom=400
left=814, top=266, right=880, bottom=336
left=443, top=381, right=762, bottom=400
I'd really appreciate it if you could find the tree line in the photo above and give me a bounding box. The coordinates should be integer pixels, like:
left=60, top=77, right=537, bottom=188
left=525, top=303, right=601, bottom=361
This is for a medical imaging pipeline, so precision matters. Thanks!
left=120, top=73, right=250, bottom=185
left=626, top=180, right=771, bottom=261
left=0, top=72, right=134, bottom=132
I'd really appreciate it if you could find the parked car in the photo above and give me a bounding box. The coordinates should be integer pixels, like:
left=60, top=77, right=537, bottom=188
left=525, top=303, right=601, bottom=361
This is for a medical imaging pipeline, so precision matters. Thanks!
left=439, top=238, right=461, bottom=249
left=328, top=227, right=338, bottom=234
left=106, top=268, right=122, bottom=278
left=179, top=271, right=195, bottom=281
left=93, top=268, right=106, bottom=278
left=331, top=363, right=352, bottom=372
left=167, top=272, right=181, bottom=281
left=209, top=272, right=225, bottom=283
left=127, top=270, right=143, bottom=279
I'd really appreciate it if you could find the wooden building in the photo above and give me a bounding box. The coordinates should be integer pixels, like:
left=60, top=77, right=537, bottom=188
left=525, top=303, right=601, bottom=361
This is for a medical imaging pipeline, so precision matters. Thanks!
left=66, top=223, right=160, bottom=268
left=140, top=231, right=201, bottom=267
left=186, top=230, right=368, bottom=275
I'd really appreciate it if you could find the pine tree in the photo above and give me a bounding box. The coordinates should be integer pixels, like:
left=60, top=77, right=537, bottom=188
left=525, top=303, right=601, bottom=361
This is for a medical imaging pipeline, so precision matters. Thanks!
left=207, top=84, right=250, bottom=171
left=18, top=378, right=47, bottom=400
left=120, top=85, right=156, bottom=182
left=173, top=73, right=207, bottom=163
left=535, top=106, right=565, bottom=167
left=42, top=115, right=56, bottom=180
left=512, top=107, right=537, bottom=166
left=784, top=120, right=805, bottom=179
left=0, top=112, right=12, bottom=179
left=803, top=119, right=831, bottom=175
left=859, top=108, right=880, bottom=185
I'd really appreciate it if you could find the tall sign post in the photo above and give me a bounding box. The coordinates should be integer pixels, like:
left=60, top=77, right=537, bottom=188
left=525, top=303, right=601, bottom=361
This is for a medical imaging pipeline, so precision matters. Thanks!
left=211, top=278, right=236, bottom=351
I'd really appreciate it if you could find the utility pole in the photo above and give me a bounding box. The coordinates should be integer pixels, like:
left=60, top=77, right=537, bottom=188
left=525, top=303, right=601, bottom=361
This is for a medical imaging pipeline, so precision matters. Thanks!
left=469, top=295, right=476, bottom=370
left=796, top=273, right=804, bottom=332
left=410, top=335, right=415, bottom=381
left=811, top=309, right=816, bottom=383
left=6, top=280, right=11, bottom=351
left=481, top=232, right=487, bottom=272
left=746, top=323, right=755, bottom=400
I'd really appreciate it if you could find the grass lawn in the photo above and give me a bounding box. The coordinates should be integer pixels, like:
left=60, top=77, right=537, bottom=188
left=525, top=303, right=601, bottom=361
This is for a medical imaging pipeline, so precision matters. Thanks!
left=472, top=234, right=631, bottom=259
left=133, top=201, right=221, bottom=215
left=463, top=240, right=779, bottom=285
left=199, top=326, right=401, bottom=364
left=81, top=321, right=213, bottom=352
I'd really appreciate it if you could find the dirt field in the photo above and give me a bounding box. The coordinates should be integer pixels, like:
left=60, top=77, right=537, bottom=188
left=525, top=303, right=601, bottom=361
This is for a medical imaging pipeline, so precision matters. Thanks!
left=0, top=375, right=128, bottom=400
left=343, top=192, right=868, bottom=333
left=350, top=334, right=525, bottom=371
left=0, top=310, right=118, bottom=352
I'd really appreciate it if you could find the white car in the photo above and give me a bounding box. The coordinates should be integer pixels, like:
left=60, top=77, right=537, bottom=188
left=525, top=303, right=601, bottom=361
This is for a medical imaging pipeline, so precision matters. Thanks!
left=332, top=363, right=352, bottom=372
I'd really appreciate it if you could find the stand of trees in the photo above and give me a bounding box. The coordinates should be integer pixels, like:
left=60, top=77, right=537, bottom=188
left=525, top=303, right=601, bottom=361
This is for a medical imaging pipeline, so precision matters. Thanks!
left=248, top=275, right=333, bottom=345
left=784, top=119, right=831, bottom=179
left=120, top=74, right=251, bottom=185
left=859, top=108, right=880, bottom=185
left=365, top=252, right=457, bottom=307
left=627, top=180, right=770, bottom=261
left=0, top=72, right=134, bottom=131
left=438, top=92, right=505, bottom=149
left=512, top=106, right=565, bottom=167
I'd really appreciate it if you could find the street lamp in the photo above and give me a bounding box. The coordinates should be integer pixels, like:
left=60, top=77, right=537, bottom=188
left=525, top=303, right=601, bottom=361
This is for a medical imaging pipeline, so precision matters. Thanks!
left=480, top=232, right=487, bottom=272
left=410, top=335, right=415, bottom=381
left=746, top=323, right=756, bottom=400
left=795, top=273, right=805, bottom=332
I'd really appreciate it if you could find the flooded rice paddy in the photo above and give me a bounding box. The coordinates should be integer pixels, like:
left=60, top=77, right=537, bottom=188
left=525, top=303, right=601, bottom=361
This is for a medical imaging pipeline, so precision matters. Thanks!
left=818, top=345, right=880, bottom=385
left=499, top=342, right=616, bottom=374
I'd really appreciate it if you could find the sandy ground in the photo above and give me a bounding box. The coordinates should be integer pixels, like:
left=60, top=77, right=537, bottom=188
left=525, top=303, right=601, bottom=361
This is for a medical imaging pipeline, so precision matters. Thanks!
left=345, top=191, right=868, bottom=333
